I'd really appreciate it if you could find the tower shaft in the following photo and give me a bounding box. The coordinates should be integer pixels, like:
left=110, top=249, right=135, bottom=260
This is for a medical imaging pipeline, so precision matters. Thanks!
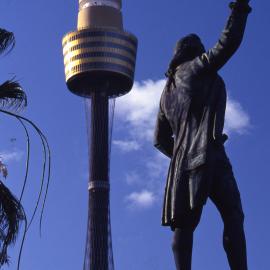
left=90, top=93, right=109, bottom=181
left=85, top=93, right=110, bottom=270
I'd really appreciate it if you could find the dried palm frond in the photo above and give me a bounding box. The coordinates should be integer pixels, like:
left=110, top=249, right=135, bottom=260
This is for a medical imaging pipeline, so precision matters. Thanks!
left=17, top=118, right=30, bottom=203
left=0, top=28, right=15, bottom=55
left=0, top=109, right=51, bottom=236
left=0, top=80, right=27, bottom=110
left=0, top=181, right=25, bottom=266
left=0, top=110, right=50, bottom=270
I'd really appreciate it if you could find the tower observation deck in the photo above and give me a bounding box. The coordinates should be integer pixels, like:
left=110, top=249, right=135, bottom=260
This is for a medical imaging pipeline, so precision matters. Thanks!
left=63, top=0, right=137, bottom=98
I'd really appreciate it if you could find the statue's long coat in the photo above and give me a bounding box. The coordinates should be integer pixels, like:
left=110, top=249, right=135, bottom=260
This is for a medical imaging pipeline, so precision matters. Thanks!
left=154, top=2, right=251, bottom=227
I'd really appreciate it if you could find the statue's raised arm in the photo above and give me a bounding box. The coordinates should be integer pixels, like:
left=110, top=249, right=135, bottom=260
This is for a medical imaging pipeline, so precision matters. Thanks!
left=193, top=0, right=252, bottom=73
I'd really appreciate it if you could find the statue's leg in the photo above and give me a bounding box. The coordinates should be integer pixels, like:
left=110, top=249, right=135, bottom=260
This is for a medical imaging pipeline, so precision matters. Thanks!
left=210, top=154, right=248, bottom=270
left=171, top=207, right=202, bottom=270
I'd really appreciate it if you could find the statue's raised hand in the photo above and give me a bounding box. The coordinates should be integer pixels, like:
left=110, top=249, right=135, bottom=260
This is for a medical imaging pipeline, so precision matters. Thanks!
left=236, top=0, right=250, bottom=3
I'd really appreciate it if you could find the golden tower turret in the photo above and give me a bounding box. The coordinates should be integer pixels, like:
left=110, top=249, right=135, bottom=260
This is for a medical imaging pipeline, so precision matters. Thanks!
left=63, top=0, right=138, bottom=97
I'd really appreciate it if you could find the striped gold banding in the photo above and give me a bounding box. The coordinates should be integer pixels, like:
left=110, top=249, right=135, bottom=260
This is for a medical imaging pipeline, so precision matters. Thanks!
left=62, top=28, right=137, bottom=83
left=62, top=28, right=137, bottom=47
left=63, top=36, right=136, bottom=55
left=64, top=47, right=136, bottom=65
left=65, top=57, right=134, bottom=73
left=65, top=64, right=134, bottom=83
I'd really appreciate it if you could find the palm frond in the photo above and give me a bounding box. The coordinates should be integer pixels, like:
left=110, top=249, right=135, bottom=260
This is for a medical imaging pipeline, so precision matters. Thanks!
left=0, top=110, right=51, bottom=236
left=0, top=181, right=25, bottom=266
left=0, top=80, right=27, bottom=110
left=18, top=118, right=30, bottom=203
left=0, top=28, right=15, bottom=55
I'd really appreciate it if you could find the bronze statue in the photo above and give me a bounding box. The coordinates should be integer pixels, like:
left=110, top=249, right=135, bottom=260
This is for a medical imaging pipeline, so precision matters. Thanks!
left=154, top=0, right=252, bottom=269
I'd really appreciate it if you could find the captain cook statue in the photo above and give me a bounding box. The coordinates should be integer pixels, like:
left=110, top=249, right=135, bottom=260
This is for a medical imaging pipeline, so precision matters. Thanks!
left=154, top=0, right=252, bottom=269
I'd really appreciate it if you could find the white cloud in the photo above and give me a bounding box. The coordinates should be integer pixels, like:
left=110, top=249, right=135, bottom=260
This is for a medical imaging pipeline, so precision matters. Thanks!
left=146, top=152, right=169, bottom=180
left=122, top=154, right=169, bottom=209
left=225, top=98, right=250, bottom=134
left=125, top=190, right=156, bottom=209
left=125, top=171, right=141, bottom=186
left=115, top=80, right=164, bottom=141
left=116, top=79, right=250, bottom=139
left=113, top=140, right=141, bottom=153
left=0, top=150, right=23, bottom=163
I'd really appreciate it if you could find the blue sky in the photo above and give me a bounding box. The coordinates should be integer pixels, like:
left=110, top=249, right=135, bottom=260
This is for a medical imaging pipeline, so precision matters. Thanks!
left=0, top=0, right=269, bottom=269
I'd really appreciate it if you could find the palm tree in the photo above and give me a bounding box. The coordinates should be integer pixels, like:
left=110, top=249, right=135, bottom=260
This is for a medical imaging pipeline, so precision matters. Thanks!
left=0, top=28, right=27, bottom=267
left=0, top=23, right=51, bottom=270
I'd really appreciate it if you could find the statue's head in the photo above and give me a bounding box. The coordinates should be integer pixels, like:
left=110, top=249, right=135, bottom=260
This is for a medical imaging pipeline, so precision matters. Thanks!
left=165, top=34, right=206, bottom=87
left=172, top=34, right=205, bottom=66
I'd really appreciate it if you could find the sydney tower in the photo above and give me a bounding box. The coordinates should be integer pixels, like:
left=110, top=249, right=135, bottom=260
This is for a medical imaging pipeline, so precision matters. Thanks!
left=62, top=1, right=138, bottom=269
